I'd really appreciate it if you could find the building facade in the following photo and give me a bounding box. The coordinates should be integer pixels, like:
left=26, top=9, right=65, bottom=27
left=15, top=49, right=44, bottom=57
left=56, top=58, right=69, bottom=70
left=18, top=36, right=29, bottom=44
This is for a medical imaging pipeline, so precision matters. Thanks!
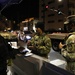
left=39, top=0, right=75, bottom=31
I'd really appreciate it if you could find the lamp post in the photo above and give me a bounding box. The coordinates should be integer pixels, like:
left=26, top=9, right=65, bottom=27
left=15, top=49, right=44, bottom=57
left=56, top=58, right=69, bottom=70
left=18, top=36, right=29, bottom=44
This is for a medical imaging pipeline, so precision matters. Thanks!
left=58, top=0, right=62, bottom=2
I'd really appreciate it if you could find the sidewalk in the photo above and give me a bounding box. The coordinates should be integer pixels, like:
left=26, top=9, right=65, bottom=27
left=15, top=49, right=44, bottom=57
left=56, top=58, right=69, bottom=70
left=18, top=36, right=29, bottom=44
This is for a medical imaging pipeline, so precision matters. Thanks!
left=48, top=48, right=67, bottom=69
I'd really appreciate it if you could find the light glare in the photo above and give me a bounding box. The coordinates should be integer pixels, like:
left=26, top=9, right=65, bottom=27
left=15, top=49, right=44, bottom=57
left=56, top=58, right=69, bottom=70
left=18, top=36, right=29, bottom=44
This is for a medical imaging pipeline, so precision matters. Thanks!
left=58, top=0, right=62, bottom=2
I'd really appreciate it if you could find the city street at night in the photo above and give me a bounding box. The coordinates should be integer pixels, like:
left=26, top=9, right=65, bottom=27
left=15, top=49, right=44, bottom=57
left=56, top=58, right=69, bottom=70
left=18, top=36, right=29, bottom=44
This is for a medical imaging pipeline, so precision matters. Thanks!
left=0, top=0, right=75, bottom=75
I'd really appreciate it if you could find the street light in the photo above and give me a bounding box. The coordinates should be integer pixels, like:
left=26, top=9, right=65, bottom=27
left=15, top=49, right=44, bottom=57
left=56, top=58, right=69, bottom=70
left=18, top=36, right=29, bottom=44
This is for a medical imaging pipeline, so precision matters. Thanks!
left=58, top=0, right=62, bottom=2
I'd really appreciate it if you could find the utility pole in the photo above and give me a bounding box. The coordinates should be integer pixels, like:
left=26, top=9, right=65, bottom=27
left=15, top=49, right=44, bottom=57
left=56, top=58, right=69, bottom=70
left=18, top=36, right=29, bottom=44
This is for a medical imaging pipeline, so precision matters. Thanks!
left=42, top=0, right=46, bottom=24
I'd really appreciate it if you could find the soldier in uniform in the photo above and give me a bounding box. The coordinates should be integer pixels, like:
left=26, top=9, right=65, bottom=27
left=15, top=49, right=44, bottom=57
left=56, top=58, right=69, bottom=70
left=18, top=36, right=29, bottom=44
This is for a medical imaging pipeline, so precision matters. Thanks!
left=27, top=22, right=52, bottom=58
left=59, top=16, right=75, bottom=74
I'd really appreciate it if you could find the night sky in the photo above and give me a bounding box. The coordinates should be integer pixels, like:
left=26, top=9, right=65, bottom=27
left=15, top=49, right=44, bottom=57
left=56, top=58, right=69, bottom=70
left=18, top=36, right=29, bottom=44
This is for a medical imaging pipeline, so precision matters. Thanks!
left=0, top=0, right=39, bottom=23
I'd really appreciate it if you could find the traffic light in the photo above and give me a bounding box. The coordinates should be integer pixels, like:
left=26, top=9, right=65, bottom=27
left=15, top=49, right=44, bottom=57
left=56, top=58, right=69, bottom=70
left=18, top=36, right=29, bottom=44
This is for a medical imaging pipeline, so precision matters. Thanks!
left=45, top=5, right=49, bottom=11
left=45, top=5, right=49, bottom=9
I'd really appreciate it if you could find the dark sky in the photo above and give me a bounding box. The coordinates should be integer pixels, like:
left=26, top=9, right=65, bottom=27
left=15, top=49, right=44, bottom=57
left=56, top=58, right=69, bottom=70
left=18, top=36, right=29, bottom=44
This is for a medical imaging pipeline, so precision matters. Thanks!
left=0, top=0, right=39, bottom=23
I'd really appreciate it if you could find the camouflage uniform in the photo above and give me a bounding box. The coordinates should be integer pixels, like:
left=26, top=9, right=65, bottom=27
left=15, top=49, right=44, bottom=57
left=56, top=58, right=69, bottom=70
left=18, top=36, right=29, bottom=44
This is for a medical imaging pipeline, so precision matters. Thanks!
left=27, top=33, right=52, bottom=58
left=61, top=33, right=75, bottom=74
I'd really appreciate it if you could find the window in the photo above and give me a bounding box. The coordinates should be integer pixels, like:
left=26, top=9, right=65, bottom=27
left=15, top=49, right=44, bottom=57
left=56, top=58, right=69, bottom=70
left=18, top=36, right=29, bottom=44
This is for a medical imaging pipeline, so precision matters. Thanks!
left=58, top=4, right=64, bottom=8
left=58, top=19, right=63, bottom=22
left=48, top=14, right=55, bottom=17
left=48, top=0, right=55, bottom=4
left=48, top=20, right=55, bottom=23
left=41, top=15, right=45, bottom=18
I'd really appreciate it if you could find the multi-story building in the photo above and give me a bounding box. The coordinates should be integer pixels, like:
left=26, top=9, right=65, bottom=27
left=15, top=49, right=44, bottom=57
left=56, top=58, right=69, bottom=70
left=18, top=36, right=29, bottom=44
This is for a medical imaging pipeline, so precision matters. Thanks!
left=39, top=0, right=75, bottom=31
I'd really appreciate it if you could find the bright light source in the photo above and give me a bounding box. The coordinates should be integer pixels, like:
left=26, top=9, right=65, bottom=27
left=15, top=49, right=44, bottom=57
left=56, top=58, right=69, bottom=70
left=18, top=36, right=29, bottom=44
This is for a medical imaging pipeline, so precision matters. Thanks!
left=26, top=35, right=31, bottom=40
left=58, top=0, right=62, bottom=2
left=5, top=18, right=7, bottom=21
left=46, top=5, right=49, bottom=8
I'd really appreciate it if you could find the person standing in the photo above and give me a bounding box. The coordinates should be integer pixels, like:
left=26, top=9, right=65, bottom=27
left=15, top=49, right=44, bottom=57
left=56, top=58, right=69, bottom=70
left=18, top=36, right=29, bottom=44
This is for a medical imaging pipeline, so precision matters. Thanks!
left=0, top=34, right=18, bottom=75
left=59, top=16, right=75, bottom=74
left=0, top=35, right=9, bottom=75
left=27, top=22, right=52, bottom=58
left=59, top=34, right=75, bottom=74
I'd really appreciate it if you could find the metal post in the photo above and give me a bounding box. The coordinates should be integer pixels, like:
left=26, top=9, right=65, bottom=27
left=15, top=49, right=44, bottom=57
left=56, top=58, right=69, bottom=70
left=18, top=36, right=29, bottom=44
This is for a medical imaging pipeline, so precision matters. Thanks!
left=42, top=0, right=45, bottom=24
